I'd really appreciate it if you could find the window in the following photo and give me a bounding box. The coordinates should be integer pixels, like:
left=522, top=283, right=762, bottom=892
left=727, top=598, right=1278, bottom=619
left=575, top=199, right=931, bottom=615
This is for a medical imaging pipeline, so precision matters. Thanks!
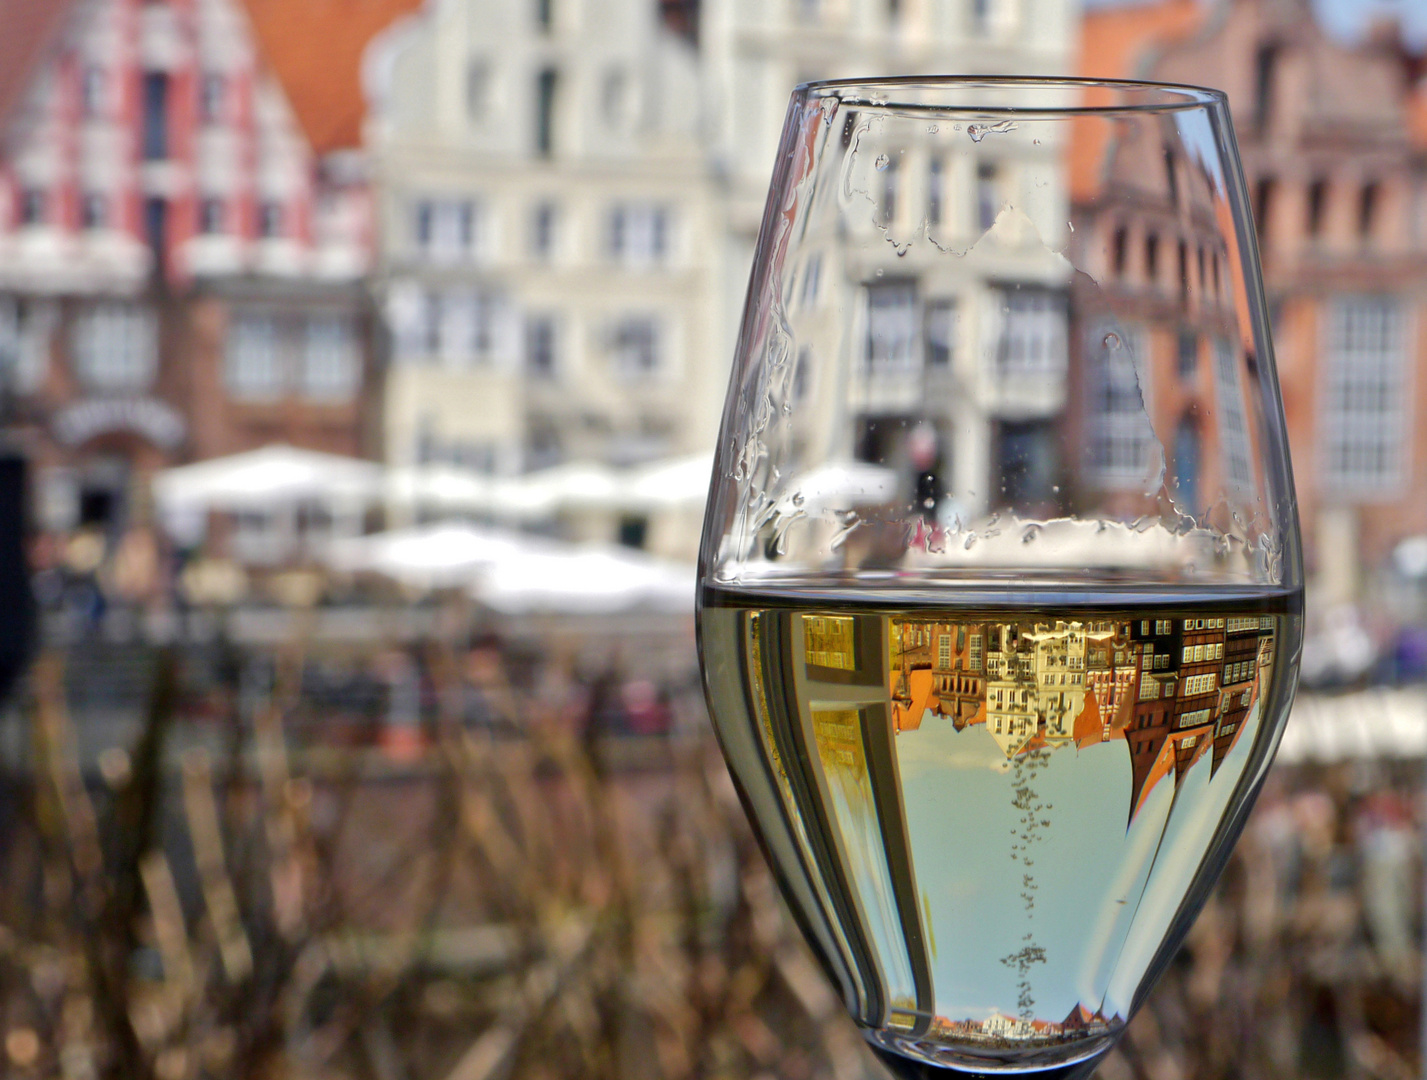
left=536, top=67, right=558, bottom=157
left=0, top=298, right=53, bottom=394
left=1254, top=177, right=1275, bottom=246
left=801, top=255, right=822, bottom=306
left=1177, top=240, right=1189, bottom=302
left=609, top=204, right=668, bottom=265
left=969, top=634, right=982, bottom=672
left=72, top=303, right=158, bottom=393
left=1358, top=181, right=1378, bottom=241
left=258, top=201, right=284, bottom=238
left=1112, top=226, right=1128, bottom=277
left=19, top=189, right=44, bottom=226
left=602, top=68, right=630, bottom=129
left=925, top=299, right=955, bottom=366
left=1177, top=329, right=1197, bottom=378
left=927, top=157, right=943, bottom=226
left=996, top=420, right=1056, bottom=506
left=1307, top=177, right=1328, bottom=237
left=938, top=634, right=951, bottom=668
left=143, top=71, right=168, bottom=160
left=1088, top=322, right=1155, bottom=488
left=531, top=202, right=557, bottom=260
left=1254, top=43, right=1278, bottom=130
left=199, top=197, right=225, bottom=234
left=970, top=0, right=991, bottom=34
left=1144, top=233, right=1159, bottom=284
left=301, top=316, right=360, bottom=402
left=413, top=198, right=477, bottom=262
left=81, top=66, right=106, bottom=118
left=612, top=317, right=659, bottom=378
left=1163, top=146, right=1179, bottom=207
left=976, top=163, right=998, bottom=231
left=201, top=73, right=225, bottom=123
left=226, top=314, right=283, bottom=401
left=1321, top=296, right=1407, bottom=493
left=526, top=314, right=557, bottom=377
left=465, top=59, right=490, bottom=120
left=1213, top=338, right=1255, bottom=494
left=146, top=197, right=167, bottom=268
left=880, top=157, right=899, bottom=225
left=434, top=291, right=501, bottom=365
left=997, top=287, right=1065, bottom=379
left=865, top=281, right=918, bottom=375
left=1173, top=417, right=1199, bottom=510
left=81, top=193, right=107, bottom=230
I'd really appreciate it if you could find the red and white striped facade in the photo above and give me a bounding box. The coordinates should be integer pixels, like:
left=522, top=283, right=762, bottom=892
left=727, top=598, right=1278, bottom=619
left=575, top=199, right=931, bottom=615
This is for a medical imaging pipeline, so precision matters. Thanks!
left=0, top=0, right=370, bottom=296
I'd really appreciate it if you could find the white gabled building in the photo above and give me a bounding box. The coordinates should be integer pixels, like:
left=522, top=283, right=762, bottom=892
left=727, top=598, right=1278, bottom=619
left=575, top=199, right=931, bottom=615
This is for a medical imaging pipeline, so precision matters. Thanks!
left=365, top=0, right=722, bottom=553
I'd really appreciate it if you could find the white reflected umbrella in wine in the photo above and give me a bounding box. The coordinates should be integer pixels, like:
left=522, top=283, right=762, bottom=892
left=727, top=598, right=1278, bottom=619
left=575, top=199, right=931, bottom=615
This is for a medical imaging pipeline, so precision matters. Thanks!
left=696, top=78, right=1302, bottom=1080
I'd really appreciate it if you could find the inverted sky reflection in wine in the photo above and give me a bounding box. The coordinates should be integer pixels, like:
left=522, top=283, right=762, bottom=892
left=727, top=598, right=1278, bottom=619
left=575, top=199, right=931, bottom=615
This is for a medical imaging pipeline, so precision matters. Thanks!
left=699, top=587, right=1297, bottom=1071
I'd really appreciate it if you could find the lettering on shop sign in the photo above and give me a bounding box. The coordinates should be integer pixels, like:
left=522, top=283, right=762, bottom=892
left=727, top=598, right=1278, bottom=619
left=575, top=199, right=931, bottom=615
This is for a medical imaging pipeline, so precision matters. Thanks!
left=53, top=399, right=186, bottom=449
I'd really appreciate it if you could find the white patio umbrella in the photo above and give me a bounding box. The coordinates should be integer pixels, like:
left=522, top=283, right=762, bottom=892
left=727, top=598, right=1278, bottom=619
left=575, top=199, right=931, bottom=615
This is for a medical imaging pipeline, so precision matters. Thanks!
left=153, top=445, right=383, bottom=512
left=622, top=453, right=715, bottom=510
left=482, top=461, right=625, bottom=519
left=384, top=465, right=499, bottom=515
left=326, top=523, right=530, bottom=589
left=473, top=544, right=695, bottom=615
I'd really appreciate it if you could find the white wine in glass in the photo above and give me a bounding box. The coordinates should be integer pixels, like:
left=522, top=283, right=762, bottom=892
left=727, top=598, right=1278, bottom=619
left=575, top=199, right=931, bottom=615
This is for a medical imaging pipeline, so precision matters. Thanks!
left=696, top=78, right=1302, bottom=1079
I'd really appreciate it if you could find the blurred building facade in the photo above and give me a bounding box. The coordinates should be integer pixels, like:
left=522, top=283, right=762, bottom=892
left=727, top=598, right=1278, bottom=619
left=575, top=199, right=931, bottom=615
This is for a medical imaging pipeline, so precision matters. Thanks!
left=0, top=0, right=384, bottom=551
left=365, top=0, right=721, bottom=487
left=364, top=0, right=1080, bottom=549
left=1082, top=0, right=1427, bottom=613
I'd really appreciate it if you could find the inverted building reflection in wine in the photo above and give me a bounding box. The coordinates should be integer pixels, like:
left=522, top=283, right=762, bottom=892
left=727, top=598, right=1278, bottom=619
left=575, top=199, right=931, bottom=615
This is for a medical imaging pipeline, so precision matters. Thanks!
left=701, top=593, right=1290, bottom=1069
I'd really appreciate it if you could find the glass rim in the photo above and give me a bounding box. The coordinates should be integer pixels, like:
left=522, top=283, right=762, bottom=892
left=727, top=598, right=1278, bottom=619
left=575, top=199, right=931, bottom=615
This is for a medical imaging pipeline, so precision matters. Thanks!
left=796, top=75, right=1227, bottom=116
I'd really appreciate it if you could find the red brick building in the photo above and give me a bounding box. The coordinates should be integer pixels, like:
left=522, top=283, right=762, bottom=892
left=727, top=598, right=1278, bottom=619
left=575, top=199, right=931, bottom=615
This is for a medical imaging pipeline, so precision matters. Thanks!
left=1081, top=0, right=1427, bottom=611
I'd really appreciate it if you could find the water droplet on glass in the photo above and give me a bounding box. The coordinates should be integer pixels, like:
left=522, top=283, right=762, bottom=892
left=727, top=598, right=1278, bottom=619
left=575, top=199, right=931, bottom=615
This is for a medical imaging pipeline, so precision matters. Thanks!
left=1103, top=332, right=1121, bottom=350
left=1068, top=221, right=1075, bottom=233
left=923, top=497, right=935, bottom=509
left=966, top=119, right=1017, bottom=143
left=875, top=268, right=884, bottom=277
left=820, top=97, right=838, bottom=124
left=875, top=153, right=890, bottom=170
left=927, top=123, right=939, bottom=134
left=1033, top=138, right=1041, bottom=145
left=1051, top=484, right=1060, bottom=494
left=791, top=491, right=805, bottom=507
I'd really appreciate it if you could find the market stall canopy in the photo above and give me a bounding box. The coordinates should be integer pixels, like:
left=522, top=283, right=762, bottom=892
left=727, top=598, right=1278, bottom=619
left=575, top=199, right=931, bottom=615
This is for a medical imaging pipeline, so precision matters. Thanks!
left=153, top=445, right=384, bottom=512
left=472, top=545, right=695, bottom=615
left=326, top=523, right=527, bottom=589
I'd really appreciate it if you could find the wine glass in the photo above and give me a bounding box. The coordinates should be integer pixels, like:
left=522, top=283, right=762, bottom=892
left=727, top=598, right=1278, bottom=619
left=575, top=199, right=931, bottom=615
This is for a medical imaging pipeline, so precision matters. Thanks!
left=696, top=78, right=1301, bottom=1079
